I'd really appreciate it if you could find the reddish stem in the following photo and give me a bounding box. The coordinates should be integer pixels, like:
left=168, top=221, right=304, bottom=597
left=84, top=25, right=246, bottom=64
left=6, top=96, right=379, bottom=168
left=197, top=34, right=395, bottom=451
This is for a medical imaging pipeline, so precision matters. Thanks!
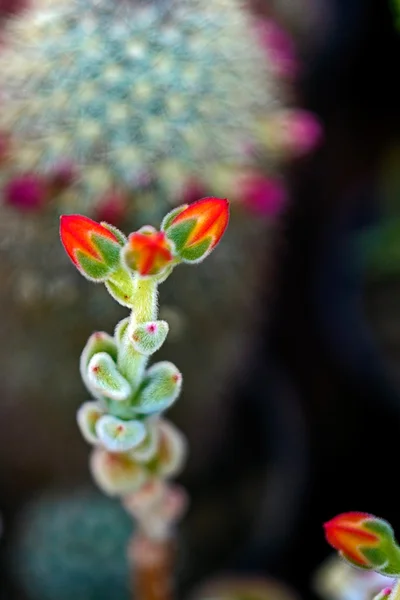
left=128, top=533, right=176, bottom=600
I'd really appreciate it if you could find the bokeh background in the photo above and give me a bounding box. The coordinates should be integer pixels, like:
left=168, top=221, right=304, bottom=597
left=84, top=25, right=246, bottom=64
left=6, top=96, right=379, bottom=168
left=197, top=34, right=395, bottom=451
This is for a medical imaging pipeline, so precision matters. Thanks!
left=1, top=0, right=400, bottom=598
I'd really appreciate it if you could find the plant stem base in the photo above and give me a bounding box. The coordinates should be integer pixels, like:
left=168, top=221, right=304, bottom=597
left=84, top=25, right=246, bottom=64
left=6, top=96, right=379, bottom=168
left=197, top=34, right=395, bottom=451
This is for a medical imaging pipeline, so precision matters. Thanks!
left=129, top=533, right=175, bottom=600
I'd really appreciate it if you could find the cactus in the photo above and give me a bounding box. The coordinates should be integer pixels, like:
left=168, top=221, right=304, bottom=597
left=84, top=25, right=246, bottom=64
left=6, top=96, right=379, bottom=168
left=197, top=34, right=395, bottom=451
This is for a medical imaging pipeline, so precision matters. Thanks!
left=0, top=0, right=321, bottom=480
left=11, top=487, right=133, bottom=600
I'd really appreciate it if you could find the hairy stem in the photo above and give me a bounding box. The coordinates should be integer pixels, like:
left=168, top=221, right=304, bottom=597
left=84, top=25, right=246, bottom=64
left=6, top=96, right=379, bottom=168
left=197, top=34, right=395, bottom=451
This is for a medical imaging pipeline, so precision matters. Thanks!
left=117, top=277, right=158, bottom=391
left=391, top=581, right=400, bottom=600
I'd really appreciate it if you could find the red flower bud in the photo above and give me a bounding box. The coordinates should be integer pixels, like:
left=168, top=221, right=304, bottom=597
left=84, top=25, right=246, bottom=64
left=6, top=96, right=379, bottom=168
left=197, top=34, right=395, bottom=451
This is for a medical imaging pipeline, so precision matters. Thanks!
left=124, top=228, right=174, bottom=277
left=60, top=214, right=123, bottom=281
left=324, top=512, right=400, bottom=575
left=163, top=197, right=229, bottom=263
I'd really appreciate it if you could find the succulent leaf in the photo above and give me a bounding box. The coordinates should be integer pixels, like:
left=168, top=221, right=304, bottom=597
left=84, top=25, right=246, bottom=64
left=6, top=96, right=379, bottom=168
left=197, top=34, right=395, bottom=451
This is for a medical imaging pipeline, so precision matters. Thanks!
left=95, top=415, right=146, bottom=453
left=90, top=447, right=148, bottom=497
left=133, top=361, right=182, bottom=415
left=87, top=352, right=132, bottom=402
left=129, top=320, right=169, bottom=356
left=76, top=401, right=104, bottom=444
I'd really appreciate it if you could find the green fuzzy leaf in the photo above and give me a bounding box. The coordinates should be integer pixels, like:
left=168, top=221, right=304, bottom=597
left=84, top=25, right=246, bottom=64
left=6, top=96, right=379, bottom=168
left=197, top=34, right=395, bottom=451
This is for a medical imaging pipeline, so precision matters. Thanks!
left=130, top=418, right=160, bottom=463
left=104, top=398, right=138, bottom=420
left=76, top=401, right=104, bottom=444
left=90, top=447, right=148, bottom=497
left=87, top=352, right=132, bottom=402
left=95, top=415, right=146, bottom=452
left=133, top=361, right=182, bottom=415
left=114, top=317, right=130, bottom=345
left=75, top=250, right=112, bottom=281
left=179, top=237, right=211, bottom=263
left=165, top=219, right=196, bottom=253
left=105, top=267, right=135, bottom=307
left=161, top=205, right=188, bottom=232
left=80, top=332, right=118, bottom=392
left=130, top=320, right=169, bottom=356
left=155, top=419, right=187, bottom=478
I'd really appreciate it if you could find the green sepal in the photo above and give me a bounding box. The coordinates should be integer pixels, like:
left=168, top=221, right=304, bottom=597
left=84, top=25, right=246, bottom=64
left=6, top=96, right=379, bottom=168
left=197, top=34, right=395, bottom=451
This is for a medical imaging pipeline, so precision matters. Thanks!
left=105, top=266, right=135, bottom=307
left=366, top=519, right=395, bottom=539
left=80, top=332, right=118, bottom=393
left=148, top=263, right=176, bottom=284
left=92, top=233, right=121, bottom=269
left=87, top=352, right=132, bottom=402
left=133, top=361, right=182, bottom=415
left=95, top=415, right=146, bottom=452
left=179, top=237, right=212, bottom=263
left=165, top=219, right=195, bottom=253
left=76, top=401, right=104, bottom=444
left=130, top=320, right=169, bottom=356
left=75, top=250, right=112, bottom=281
left=161, top=205, right=189, bottom=232
left=341, top=552, right=370, bottom=570
left=363, top=519, right=400, bottom=576
left=362, top=548, right=391, bottom=573
left=100, top=222, right=127, bottom=246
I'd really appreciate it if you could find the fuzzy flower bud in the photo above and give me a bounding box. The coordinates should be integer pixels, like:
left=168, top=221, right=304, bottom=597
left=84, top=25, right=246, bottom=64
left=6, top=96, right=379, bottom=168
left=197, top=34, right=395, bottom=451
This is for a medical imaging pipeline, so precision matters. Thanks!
left=60, top=214, right=124, bottom=281
left=324, top=512, right=400, bottom=576
left=123, top=227, right=174, bottom=277
left=162, top=197, right=229, bottom=263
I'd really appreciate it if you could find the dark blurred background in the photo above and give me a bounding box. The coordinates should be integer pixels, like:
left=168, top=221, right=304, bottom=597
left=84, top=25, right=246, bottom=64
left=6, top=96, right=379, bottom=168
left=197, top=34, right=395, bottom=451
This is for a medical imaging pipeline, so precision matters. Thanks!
left=224, top=0, right=400, bottom=595
left=257, top=0, right=400, bottom=595
left=2, top=0, right=400, bottom=598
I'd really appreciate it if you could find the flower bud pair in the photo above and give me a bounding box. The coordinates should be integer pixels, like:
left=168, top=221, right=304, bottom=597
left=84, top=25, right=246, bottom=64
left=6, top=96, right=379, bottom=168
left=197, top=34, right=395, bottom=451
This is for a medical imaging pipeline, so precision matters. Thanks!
left=60, top=197, right=229, bottom=282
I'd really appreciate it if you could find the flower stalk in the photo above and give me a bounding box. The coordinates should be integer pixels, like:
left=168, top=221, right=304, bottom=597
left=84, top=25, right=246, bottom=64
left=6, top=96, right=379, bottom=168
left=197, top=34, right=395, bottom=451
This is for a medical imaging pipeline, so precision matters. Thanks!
left=60, top=197, right=229, bottom=600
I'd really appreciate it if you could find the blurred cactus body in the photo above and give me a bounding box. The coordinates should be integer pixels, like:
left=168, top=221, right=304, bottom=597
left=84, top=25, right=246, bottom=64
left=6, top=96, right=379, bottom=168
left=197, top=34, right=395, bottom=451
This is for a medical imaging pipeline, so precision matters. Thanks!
left=0, top=0, right=282, bottom=216
left=0, top=0, right=312, bottom=476
left=12, top=487, right=132, bottom=600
